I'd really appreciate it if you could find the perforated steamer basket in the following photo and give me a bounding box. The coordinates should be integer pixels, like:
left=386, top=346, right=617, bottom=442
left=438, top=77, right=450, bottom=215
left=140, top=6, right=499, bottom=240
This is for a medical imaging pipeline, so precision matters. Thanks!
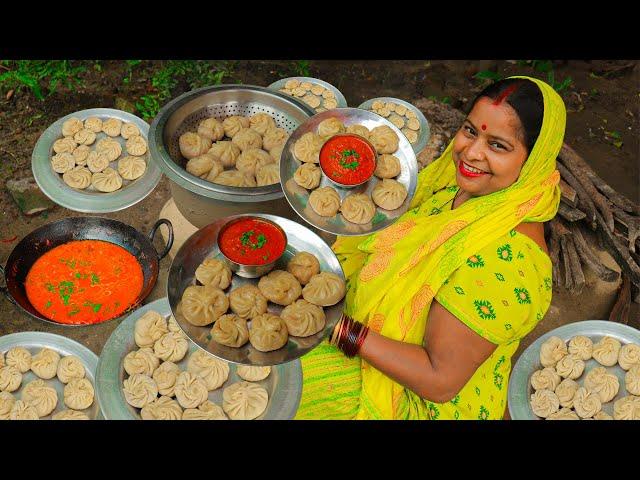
left=149, top=85, right=316, bottom=228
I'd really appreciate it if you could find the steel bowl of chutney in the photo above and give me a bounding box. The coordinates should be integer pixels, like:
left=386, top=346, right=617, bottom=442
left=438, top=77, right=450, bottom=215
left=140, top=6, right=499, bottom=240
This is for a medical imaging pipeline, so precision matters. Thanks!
left=216, top=215, right=288, bottom=279
left=318, top=133, right=378, bottom=189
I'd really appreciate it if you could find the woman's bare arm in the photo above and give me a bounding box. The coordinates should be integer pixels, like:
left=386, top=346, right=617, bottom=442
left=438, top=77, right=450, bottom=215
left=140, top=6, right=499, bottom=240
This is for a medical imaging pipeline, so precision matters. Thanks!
left=358, top=300, right=497, bottom=403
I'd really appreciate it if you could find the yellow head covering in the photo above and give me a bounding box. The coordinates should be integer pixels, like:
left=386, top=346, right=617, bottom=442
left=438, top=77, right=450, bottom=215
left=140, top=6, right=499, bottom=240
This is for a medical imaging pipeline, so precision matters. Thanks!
left=332, top=76, right=566, bottom=419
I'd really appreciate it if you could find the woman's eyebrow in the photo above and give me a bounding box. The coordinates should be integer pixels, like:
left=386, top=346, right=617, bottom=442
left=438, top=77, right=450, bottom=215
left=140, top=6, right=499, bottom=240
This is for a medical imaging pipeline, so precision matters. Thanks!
left=467, top=118, right=514, bottom=147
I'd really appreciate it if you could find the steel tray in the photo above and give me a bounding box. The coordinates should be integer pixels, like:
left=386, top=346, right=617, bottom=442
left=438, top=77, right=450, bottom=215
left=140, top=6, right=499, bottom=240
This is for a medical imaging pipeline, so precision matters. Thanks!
left=32, top=108, right=162, bottom=213
left=95, top=298, right=303, bottom=420
left=168, top=213, right=345, bottom=366
left=508, top=320, right=640, bottom=420
left=0, top=331, right=102, bottom=419
left=279, top=107, right=418, bottom=236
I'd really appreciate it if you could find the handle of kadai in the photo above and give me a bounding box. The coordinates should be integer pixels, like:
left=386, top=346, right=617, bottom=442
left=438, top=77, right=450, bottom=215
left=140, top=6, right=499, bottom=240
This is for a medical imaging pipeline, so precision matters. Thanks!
left=148, top=219, right=174, bottom=261
left=0, top=264, right=17, bottom=305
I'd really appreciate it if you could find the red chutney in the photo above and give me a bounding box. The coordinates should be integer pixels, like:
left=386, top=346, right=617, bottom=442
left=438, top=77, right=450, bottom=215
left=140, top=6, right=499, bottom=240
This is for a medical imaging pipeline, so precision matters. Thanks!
left=25, top=240, right=144, bottom=325
left=319, top=134, right=377, bottom=186
left=219, top=218, right=286, bottom=266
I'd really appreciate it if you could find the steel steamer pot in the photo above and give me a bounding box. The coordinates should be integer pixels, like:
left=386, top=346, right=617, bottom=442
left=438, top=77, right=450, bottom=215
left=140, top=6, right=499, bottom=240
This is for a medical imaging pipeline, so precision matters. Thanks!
left=149, top=85, right=317, bottom=229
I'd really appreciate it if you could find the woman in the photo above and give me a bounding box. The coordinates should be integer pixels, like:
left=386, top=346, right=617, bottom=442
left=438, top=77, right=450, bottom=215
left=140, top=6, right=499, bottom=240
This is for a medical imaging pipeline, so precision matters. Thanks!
left=295, top=76, right=566, bottom=420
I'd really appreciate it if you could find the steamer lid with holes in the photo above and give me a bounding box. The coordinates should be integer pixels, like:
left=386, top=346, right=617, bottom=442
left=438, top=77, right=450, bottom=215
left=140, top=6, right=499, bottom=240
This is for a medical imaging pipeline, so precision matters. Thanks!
left=149, top=85, right=315, bottom=204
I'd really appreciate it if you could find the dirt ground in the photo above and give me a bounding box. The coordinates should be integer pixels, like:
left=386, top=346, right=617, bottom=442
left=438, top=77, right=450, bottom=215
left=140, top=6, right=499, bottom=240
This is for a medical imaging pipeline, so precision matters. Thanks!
left=0, top=59, right=638, bottom=360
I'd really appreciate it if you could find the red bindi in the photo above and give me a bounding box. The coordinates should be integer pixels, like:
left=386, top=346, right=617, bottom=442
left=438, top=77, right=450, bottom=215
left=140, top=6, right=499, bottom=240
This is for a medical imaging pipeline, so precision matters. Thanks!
left=492, top=84, right=519, bottom=105
left=481, top=124, right=487, bottom=130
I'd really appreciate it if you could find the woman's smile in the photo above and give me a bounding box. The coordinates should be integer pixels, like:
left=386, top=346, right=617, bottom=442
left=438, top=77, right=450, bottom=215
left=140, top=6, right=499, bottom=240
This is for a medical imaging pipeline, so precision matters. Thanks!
left=458, top=159, right=490, bottom=177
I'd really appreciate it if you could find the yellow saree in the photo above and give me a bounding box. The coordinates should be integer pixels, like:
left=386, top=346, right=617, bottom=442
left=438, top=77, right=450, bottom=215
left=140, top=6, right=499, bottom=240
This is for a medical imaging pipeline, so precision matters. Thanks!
left=296, top=76, right=566, bottom=420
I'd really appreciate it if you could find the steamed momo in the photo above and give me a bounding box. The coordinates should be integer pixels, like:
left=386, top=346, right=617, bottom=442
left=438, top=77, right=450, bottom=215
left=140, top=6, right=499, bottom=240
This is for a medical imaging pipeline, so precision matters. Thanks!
left=57, top=356, right=86, bottom=384
left=9, top=400, right=38, bottom=420
left=208, top=141, right=241, bottom=168
left=0, top=392, right=16, bottom=420
left=52, top=153, right=76, bottom=173
left=294, top=162, right=322, bottom=190
left=232, top=128, right=263, bottom=152
left=211, top=314, right=250, bottom=348
left=73, top=128, right=96, bottom=146
left=309, top=186, right=341, bottom=217
left=287, top=251, right=321, bottom=285
left=223, top=116, right=251, bottom=138
left=546, top=408, right=579, bottom=420
left=554, top=378, right=579, bottom=408
left=236, top=366, right=271, bottom=382
left=102, top=118, right=122, bottom=137
left=72, top=145, right=91, bottom=165
left=96, top=137, right=122, bottom=161
left=317, top=118, right=345, bottom=138
left=554, top=354, right=585, bottom=380
left=257, top=270, right=302, bottom=306
left=530, top=367, right=561, bottom=391
left=62, top=117, right=83, bottom=137
left=182, top=400, right=228, bottom=420
left=118, top=156, right=146, bottom=180
left=249, top=113, right=276, bottom=135
left=84, top=117, right=103, bottom=133
left=374, top=154, right=401, bottom=179
left=154, top=332, right=189, bottom=363
left=281, top=299, right=326, bottom=337
left=22, top=379, right=58, bottom=417
left=124, top=347, right=160, bottom=376
left=346, top=124, right=370, bottom=139
left=573, top=387, right=602, bottom=418
left=213, top=169, right=257, bottom=187
left=249, top=313, right=289, bottom=352
left=529, top=389, right=559, bottom=418
left=179, top=132, right=212, bottom=159
left=372, top=179, right=408, bottom=211
left=222, top=381, right=269, bottom=420
left=592, top=336, right=622, bottom=367
left=341, top=193, right=376, bottom=224
left=626, top=365, right=640, bottom=395
left=613, top=395, right=640, bottom=420
left=174, top=371, right=209, bottom=409
left=197, top=118, right=225, bottom=141
left=195, top=258, right=232, bottom=289
left=91, top=168, right=123, bottom=192
left=134, top=310, right=169, bottom=348
left=126, top=136, right=148, bottom=156
left=53, top=137, right=77, bottom=154
left=256, top=163, right=280, bottom=186
left=152, top=361, right=181, bottom=397
left=123, top=374, right=158, bottom=408
left=229, top=284, right=268, bottom=320
left=584, top=366, right=619, bottom=403
left=539, top=336, right=567, bottom=368
left=31, top=348, right=60, bottom=380
left=302, top=271, right=346, bottom=306
left=369, top=125, right=399, bottom=154
left=120, top=122, right=140, bottom=139
left=64, top=378, right=95, bottom=410
left=86, top=151, right=110, bottom=173
left=140, top=396, right=182, bottom=420
left=236, top=148, right=274, bottom=176
left=263, top=127, right=288, bottom=151
left=187, top=350, right=230, bottom=391
left=5, top=347, right=31, bottom=373
left=180, top=284, right=229, bottom=326
left=204, top=159, right=225, bottom=183
left=293, top=132, right=324, bottom=163
left=568, top=335, right=593, bottom=361
left=618, top=343, right=640, bottom=370
left=0, top=366, right=22, bottom=392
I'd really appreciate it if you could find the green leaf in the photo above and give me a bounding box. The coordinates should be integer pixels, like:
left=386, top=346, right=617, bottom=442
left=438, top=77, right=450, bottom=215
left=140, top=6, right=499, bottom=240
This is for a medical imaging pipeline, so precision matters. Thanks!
left=474, top=70, right=502, bottom=81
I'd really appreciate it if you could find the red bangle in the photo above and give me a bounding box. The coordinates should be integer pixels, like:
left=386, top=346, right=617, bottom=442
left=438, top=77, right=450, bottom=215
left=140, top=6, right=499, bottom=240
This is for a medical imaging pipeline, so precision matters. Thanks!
left=355, top=324, right=369, bottom=354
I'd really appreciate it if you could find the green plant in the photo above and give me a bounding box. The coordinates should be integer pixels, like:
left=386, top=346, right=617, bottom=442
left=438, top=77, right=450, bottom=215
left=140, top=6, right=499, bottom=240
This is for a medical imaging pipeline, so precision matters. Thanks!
left=122, top=60, right=142, bottom=84
left=135, top=61, right=229, bottom=121
left=517, top=60, right=573, bottom=93
left=292, top=60, right=311, bottom=77
left=474, top=70, right=503, bottom=82
left=0, top=60, right=86, bottom=100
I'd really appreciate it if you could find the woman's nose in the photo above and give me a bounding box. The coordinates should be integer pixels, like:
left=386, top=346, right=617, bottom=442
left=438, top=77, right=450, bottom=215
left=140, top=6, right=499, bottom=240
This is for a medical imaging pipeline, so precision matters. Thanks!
left=464, top=138, right=486, bottom=162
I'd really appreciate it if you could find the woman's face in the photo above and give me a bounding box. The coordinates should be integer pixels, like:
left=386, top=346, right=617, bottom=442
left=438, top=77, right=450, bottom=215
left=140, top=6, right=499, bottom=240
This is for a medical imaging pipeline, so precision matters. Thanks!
left=452, top=97, right=529, bottom=197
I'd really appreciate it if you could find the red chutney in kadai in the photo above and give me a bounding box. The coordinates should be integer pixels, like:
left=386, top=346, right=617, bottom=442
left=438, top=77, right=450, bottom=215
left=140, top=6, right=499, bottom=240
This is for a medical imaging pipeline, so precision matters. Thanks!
left=319, top=134, right=377, bottom=186
left=25, top=240, right=144, bottom=325
left=219, top=218, right=286, bottom=266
